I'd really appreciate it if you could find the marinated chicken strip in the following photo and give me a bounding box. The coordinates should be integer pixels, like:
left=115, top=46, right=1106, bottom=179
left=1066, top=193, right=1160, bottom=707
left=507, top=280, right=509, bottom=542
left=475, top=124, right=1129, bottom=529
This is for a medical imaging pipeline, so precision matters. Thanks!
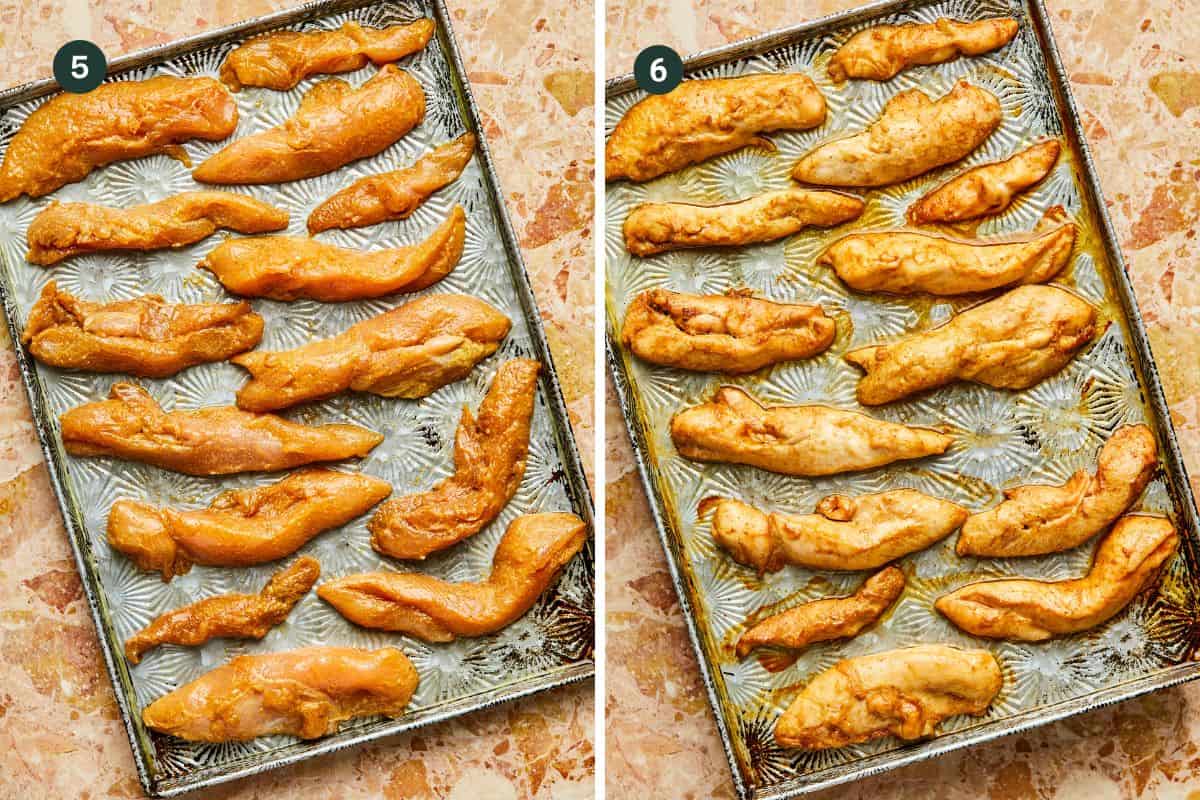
left=958, top=425, right=1157, bottom=557
left=220, top=19, right=435, bottom=91
left=200, top=205, right=464, bottom=301
left=828, top=18, right=1019, bottom=82
left=908, top=140, right=1061, bottom=224
left=308, top=133, right=475, bottom=233
left=623, top=188, right=864, bottom=257
left=193, top=64, right=424, bottom=184
left=845, top=285, right=1097, bottom=405
left=25, top=192, right=288, bottom=266
left=319, top=512, right=587, bottom=642
left=60, top=383, right=382, bottom=475
left=792, top=81, right=1001, bottom=188
left=736, top=567, right=905, bottom=658
left=233, top=294, right=510, bottom=412
left=775, top=645, right=1002, bottom=750
left=671, top=387, right=953, bottom=476
left=21, top=282, right=262, bottom=378
left=0, top=76, right=237, bottom=202
left=142, top=646, right=418, bottom=742
left=706, top=491, right=966, bottom=573
left=821, top=206, right=1076, bottom=295
left=606, top=74, right=827, bottom=183
left=369, top=359, right=540, bottom=560
left=621, top=289, right=835, bottom=373
left=107, top=469, right=391, bottom=580
left=125, top=556, right=320, bottom=663
left=937, top=515, right=1177, bottom=641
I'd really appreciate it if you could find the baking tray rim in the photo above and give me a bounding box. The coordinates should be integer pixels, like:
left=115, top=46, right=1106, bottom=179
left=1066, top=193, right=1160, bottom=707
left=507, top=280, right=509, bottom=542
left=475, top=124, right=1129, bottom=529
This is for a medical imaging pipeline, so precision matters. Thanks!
left=602, top=0, right=1200, bottom=797
left=0, top=0, right=596, bottom=795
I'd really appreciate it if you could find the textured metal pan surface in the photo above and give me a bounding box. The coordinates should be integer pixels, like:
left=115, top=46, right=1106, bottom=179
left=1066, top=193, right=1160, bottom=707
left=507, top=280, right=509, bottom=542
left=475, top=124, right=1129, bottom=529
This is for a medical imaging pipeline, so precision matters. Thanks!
left=604, top=1, right=1200, bottom=797
left=0, top=0, right=594, bottom=796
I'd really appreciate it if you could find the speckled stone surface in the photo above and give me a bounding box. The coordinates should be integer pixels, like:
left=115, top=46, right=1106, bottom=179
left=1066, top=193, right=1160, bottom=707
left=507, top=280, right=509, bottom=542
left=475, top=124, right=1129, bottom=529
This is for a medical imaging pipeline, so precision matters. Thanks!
left=0, top=1, right=594, bottom=798
left=605, top=1, right=1200, bottom=798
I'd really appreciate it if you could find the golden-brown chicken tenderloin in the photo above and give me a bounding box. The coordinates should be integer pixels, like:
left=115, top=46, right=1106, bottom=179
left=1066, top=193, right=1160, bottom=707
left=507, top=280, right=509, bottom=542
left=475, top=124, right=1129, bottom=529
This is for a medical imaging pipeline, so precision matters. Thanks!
left=125, top=556, right=320, bottom=663
left=606, top=74, right=827, bottom=183
left=308, top=133, right=475, bottom=233
left=220, top=19, right=435, bottom=91
left=193, top=64, right=424, bottom=184
left=0, top=76, right=237, bottom=202
left=621, top=289, right=835, bottom=374
left=706, top=492, right=966, bottom=573
left=233, top=293, right=510, bottom=412
left=821, top=207, right=1076, bottom=296
left=369, top=359, right=539, bottom=560
left=107, top=469, right=392, bottom=580
left=142, top=646, right=419, bottom=741
left=846, top=285, right=1097, bottom=405
left=319, top=512, right=587, bottom=642
left=736, top=566, right=905, bottom=658
left=774, top=645, right=1002, bottom=749
left=936, top=515, right=1177, bottom=641
left=957, top=425, right=1157, bottom=558
left=792, top=81, right=1001, bottom=188
left=622, top=188, right=864, bottom=257
left=21, top=282, right=263, bottom=378
left=671, top=386, right=953, bottom=477
left=908, top=139, right=1061, bottom=225
left=60, top=383, right=382, bottom=476
left=25, top=192, right=288, bottom=266
left=828, top=17, right=1019, bottom=82
left=200, top=205, right=464, bottom=302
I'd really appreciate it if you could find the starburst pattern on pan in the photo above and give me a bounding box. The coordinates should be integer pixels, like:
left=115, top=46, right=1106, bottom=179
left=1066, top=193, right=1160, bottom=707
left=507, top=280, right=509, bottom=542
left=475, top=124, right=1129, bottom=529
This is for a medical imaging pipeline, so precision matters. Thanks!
left=936, top=387, right=1036, bottom=484
left=1014, top=368, right=1100, bottom=455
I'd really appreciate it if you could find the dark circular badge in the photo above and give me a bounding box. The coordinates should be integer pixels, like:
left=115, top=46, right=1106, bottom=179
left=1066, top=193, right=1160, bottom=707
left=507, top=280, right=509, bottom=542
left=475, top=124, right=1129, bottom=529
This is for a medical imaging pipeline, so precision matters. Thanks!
left=634, top=45, right=683, bottom=95
left=53, top=40, right=107, bottom=93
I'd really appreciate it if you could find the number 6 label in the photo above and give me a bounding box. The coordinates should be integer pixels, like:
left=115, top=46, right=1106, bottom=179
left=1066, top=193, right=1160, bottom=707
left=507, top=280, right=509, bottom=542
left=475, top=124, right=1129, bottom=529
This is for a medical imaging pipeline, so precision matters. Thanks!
left=53, top=40, right=107, bottom=93
left=634, top=45, right=683, bottom=95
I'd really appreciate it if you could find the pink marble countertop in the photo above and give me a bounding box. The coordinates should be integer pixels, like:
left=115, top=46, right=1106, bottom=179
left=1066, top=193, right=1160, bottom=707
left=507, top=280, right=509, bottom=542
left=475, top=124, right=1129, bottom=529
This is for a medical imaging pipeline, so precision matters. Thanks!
left=605, top=1, right=1200, bottom=798
left=0, top=1, right=594, bottom=797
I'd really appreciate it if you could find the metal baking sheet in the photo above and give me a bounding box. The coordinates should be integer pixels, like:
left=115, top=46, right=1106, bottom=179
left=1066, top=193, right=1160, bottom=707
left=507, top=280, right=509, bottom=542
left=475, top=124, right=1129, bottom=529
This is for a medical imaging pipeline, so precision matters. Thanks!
left=604, top=0, right=1200, bottom=797
left=0, top=0, right=594, bottom=795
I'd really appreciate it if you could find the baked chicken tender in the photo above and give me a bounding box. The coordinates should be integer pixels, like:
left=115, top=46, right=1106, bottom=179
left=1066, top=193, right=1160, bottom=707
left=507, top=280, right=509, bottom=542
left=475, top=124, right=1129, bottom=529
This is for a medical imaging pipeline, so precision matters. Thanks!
left=606, top=74, right=827, bottom=183
left=820, top=207, right=1076, bottom=295
left=369, top=359, right=539, bottom=560
left=319, top=512, right=587, bottom=642
left=671, top=386, right=953, bottom=476
left=775, top=645, right=1002, bottom=750
left=706, top=491, right=966, bottom=573
left=142, top=646, right=418, bottom=742
left=25, top=192, right=288, bottom=266
left=621, top=289, right=835, bottom=373
left=200, top=205, right=464, bottom=302
left=125, top=556, right=320, bottom=663
left=0, top=76, right=237, bottom=202
left=828, top=17, right=1019, bottom=82
left=60, top=382, right=382, bottom=475
left=107, top=469, right=391, bottom=580
left=845, top=285, right=1097, bottom=405
left=736, top=567, right=905, bottom=658
left=233, top=293, right=510, bottom=412
left=622, top=188, right=864, bottom=257
left=21, top=282, right=262, bottom=378
left=958, top=425, right=1157, bottom=557
left=792, top=81, right=1001, bottom=187
left=937, top=515, right=1177, bottom=641
left=194, top=64, right=424, bottom=184
left=308, top=133, right=475, bottom=233
left=908, top=139, right=1061, bottom=224
left=220, top=19, right=434, bottom=91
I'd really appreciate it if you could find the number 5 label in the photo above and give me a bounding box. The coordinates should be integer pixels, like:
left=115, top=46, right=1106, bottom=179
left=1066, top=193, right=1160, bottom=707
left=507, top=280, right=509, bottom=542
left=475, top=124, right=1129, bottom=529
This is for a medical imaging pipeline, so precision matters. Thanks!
left=54, top=41, right=107, bottom=93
